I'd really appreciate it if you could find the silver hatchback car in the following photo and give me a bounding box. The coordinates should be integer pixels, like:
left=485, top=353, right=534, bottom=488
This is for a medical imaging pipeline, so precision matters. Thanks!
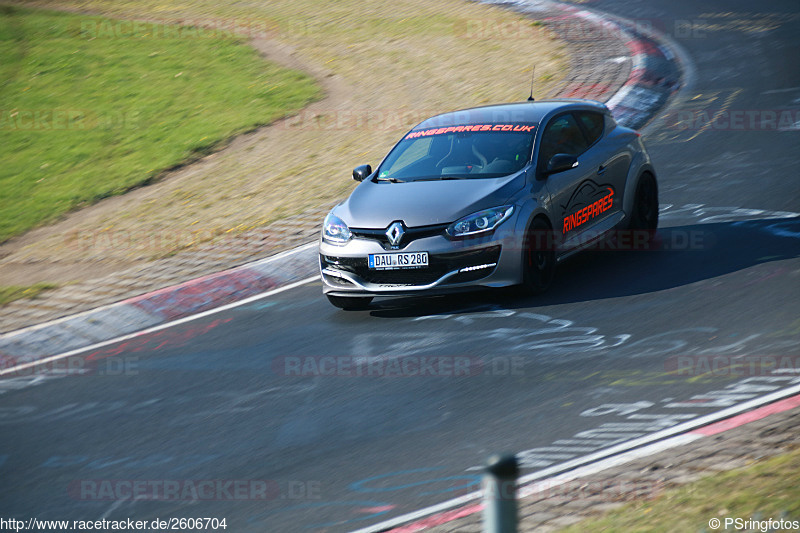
left=319, top=99, right=658, bottom=309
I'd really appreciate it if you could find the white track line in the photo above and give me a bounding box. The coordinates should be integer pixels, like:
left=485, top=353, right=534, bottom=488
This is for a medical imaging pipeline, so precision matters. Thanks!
left=0, top=276, right=317, bottom=377
left=0, top=242, right=318, bottom=340
left=352, top=384, right=800, bottom=533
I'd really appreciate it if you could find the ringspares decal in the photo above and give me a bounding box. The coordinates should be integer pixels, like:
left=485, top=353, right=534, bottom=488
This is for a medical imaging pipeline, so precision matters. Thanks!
left=561, top=179, right=615, bottom=234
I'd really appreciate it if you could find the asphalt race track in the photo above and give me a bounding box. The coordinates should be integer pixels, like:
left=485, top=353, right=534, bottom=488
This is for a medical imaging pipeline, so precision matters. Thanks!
left=2, top=0, right=799, bottom=531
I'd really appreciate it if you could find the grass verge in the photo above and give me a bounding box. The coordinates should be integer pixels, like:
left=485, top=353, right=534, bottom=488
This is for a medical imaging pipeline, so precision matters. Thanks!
left=0, top=282, right=59, bottom=306
left=559, top=446, right=800, bottom=532
left=0, top=6, right=321, bottom=242
left=0, top=0, right=567, bottom=285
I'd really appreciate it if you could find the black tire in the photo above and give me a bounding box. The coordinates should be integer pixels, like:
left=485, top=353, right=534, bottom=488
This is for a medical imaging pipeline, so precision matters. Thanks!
left=326, top=294, right=373, bottom=310
left=629, top=172, right=659, bottom=239
left=521, top=217, right=556, bottom=295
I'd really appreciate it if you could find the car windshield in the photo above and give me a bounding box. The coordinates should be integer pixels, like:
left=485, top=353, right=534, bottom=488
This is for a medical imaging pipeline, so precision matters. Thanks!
left=377, top=123, right=536, bottom=181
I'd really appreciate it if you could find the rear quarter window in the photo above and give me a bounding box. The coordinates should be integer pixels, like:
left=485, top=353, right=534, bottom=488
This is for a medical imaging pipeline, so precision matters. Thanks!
left=578, top=112, right=605, bottom=145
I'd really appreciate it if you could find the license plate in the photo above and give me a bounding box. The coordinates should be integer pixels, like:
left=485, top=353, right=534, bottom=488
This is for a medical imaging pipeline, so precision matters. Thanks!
left=368, top=252, right=429, bottom=269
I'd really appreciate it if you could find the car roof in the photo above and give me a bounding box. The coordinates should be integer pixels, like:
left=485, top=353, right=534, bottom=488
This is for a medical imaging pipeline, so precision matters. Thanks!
left=411, top=99, right=608, bottom=131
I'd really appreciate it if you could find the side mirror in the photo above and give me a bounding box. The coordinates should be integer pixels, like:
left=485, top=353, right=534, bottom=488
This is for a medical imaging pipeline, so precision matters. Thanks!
left=353, top=164, right=372, bottom=182
left=544, top=154, right=578, bottom=176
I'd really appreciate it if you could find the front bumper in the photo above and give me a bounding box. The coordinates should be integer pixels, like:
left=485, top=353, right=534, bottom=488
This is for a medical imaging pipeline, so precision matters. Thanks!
left=319, top=226, right=524, bottom=297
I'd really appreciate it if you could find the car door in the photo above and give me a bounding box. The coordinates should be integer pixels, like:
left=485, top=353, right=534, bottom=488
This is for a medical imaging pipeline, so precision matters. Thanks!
left=575, top=111, right=629, bottom=224
left=538, top=112, right=598, bottom=247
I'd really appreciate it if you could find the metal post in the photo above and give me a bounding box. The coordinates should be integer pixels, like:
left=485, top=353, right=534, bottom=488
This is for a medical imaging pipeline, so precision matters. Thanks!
left=482, top=453, right=518, bottom=533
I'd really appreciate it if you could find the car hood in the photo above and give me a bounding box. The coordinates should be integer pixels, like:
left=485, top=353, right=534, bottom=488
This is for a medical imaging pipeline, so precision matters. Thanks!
left=336, top=171, right=527, bottom=228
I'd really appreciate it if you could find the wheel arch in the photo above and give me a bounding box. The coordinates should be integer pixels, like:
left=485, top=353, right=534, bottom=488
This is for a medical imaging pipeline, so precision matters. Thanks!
left=622, top=163, right=658, bottom=222
left=519, top=211, right=555, bottom=270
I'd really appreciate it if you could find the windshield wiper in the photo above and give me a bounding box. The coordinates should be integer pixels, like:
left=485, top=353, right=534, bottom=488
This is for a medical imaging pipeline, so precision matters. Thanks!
left=376, top=176, right=405, bottom=183
left=412, top=176, right=466, bottom=182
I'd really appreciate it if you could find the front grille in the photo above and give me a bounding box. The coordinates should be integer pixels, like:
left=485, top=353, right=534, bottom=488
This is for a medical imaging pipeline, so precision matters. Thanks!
left=321, top=246, right=501, bottom=287
left=350, top=223, right=449, bottom=250
left=356, top=265, right=450, bottom=286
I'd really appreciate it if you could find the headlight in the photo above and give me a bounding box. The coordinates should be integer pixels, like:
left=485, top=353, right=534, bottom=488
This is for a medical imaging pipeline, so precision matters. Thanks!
left=322, top=213, right=352, bottom=245
left=446, top=206, right=515, bottom=238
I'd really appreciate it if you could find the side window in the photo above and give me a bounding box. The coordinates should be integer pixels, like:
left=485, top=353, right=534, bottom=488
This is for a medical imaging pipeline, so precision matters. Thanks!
left=539, top=114, right=589, bottom=168
left=577, top=112, right=604, bottom=145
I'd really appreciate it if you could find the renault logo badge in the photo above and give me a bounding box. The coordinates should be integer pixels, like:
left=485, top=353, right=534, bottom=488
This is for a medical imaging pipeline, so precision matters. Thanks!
left=386, top=221, right=405, bottom=246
